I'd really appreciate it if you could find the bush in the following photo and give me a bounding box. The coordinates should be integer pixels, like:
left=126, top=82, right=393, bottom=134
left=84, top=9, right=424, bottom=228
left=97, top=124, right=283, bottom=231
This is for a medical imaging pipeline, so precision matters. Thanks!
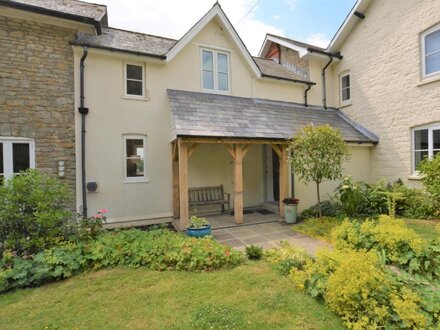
left=0, top=229, right=244, bottom=292
left=418, top=153, right=440, bottom=201
left=299, top=200, right=342, bottom=219
left=264, top=241, right=309, bottom=275
left=292, top=217, right=343, bottom=241
left=245, top=245, right=263, bottom=260
left=397, top=185, right=439, bottom=219
left=0, top=170, right=73, bottom=254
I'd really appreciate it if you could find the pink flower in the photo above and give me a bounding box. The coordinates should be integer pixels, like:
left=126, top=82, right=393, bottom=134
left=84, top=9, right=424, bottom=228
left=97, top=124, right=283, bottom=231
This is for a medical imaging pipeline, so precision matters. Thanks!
left=100, top=209, right=109, bottom=213
left=94, top=213, right=103, bottom=219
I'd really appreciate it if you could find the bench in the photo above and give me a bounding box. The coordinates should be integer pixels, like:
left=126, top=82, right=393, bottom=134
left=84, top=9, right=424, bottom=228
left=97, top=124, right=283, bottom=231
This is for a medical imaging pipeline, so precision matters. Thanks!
left=189, top=185, right=231, bottom=215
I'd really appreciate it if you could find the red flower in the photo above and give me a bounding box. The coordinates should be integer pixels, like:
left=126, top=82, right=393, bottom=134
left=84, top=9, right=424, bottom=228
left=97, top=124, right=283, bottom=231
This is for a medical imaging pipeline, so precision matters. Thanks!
left=225, top=250, right=230, bottom=256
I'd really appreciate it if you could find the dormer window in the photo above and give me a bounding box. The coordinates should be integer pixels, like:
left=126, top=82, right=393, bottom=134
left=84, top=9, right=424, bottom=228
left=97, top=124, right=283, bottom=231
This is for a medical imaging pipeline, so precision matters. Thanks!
left=201, top=49, right=229, bottom=92
left=422, top=24, right=440, bottom=78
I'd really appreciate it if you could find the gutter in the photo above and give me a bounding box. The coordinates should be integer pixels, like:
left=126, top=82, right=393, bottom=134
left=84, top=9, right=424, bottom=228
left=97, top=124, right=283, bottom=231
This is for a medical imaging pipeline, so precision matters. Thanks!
left=0, top=1, right=103, bottom=35
left=261, top=73, right=316, bottom=86
left=307, top=47, right=343, bottom=60
left=78, top=47, right=89, bottom=217
left=69, top=42, right=167, bottom=60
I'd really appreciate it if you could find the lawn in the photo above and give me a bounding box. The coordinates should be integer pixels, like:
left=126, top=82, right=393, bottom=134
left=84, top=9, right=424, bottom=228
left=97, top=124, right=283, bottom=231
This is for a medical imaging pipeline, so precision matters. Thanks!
left=0, top=263, right=343, bottom=330
left=293, top=216, right=439, bottom=242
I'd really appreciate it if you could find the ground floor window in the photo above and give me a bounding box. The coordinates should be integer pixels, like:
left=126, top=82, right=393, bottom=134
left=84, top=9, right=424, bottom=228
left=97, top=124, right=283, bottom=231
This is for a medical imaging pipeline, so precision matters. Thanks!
left=123, top=135, right=147, bottom=182
left=413, top=124, right=440, bottom=172
left=0, top=138, right=35, bottom=183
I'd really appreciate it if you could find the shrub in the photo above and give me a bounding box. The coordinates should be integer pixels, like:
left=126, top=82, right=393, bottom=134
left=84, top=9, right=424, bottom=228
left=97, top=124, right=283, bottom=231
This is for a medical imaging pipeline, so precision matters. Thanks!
left=299, top=200, right=342, bottom=219
left=0, top=229, right=244, bottom=292
left=264, top=241, right=309, bottom=275
left=398, top=185, right=439, bottom=219
left=76, top=209, right=108, bottom=240
left=292, top=217, right=343, bottom=241
left=0, top=170, right=73, bottom=254
left=245, top=245, right=263, bottom=260
left=418, top=153, right=440, bottom=201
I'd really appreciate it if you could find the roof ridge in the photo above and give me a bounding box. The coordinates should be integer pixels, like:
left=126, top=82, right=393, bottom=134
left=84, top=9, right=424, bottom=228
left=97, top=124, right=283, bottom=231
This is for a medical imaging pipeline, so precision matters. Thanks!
left=103, top=26, right=177, bottom=42
left=266, top=33, right=326, bottom=50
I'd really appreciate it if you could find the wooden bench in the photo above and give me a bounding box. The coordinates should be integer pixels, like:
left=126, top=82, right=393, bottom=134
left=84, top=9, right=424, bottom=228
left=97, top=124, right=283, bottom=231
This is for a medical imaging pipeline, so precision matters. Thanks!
left=189, top=185, right=231, bottom=215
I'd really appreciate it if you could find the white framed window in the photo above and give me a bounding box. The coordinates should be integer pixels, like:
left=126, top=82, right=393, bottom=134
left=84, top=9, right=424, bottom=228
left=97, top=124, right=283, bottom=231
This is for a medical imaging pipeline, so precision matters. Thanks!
left=0, top=137, right=35, bottom=183
left=201, top=49, right=230, bottom=92
left=124, top=63, right=145, bottom=97
left=421, top=24, right=440, bottom=78
left=339, top=72, right=351, bottom=104
left=412, top=124, right=440, bottom=172
left=123, top=135, right=147, bottom=182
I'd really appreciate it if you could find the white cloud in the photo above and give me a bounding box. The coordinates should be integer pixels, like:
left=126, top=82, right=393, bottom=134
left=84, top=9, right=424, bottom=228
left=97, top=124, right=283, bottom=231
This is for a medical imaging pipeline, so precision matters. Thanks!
left=306, top=33, right=330, bottom=48
left=272, top=14, right=281, bottom=20
left=87, top=0, right=284, bottom=55
left=282, top=0, right=297, bottom=10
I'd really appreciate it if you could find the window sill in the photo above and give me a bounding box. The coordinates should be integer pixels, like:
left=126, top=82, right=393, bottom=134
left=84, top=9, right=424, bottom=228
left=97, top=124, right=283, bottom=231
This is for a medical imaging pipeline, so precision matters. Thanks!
left=339, top=100, right=352, bottom=109
left=408, top=174, right=422, bottom=181
left=417, top=74, right=440, bottom=87
left=200, top=89, right=231, bottom=95
left=121, top=95, right=150, bottom=102
left=123, top=178, right=150, bottom=184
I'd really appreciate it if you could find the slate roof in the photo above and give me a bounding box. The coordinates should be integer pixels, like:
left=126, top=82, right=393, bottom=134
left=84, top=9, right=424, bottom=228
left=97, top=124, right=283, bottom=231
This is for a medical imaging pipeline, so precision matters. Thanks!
left=74, top=27, right=177, bottom=57
left=2, top=0, right=108, bottom=23
left=253, top=57, right=312, bottom=83
left=168, top=89, right=378, bottom=143
left=266, top=33, right=326, bottom=51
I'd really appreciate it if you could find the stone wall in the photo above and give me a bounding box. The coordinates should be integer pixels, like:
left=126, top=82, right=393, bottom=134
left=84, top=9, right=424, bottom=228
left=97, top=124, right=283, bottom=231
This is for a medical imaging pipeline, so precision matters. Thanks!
left=279, top=46, right=309, bottom=79
left=0, top=15, right=76, bottom=189
left=331, top=0, right=440, bottom=185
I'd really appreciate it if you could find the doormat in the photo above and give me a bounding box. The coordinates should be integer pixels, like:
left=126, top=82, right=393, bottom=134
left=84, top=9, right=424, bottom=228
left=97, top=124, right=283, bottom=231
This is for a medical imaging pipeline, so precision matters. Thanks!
left=229, top=209, right=254, bottom=216
left=255, top=209, right=275, bottom=215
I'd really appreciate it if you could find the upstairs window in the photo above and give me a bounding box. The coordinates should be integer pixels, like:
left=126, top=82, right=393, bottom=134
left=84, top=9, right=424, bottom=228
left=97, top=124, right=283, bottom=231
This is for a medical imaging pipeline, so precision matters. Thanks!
left=422, top=25, right=440, bottom=77
left=123, top=135, right=147, bottom=182
left=201, top=49, right=229, bottom=92
left=0, top=138, right=35, bottom=183
left=125, top=63, right=144, bottom=97
left=340, top=72, right=351, bottom=103
left=413, top=124, right=440, bottom=172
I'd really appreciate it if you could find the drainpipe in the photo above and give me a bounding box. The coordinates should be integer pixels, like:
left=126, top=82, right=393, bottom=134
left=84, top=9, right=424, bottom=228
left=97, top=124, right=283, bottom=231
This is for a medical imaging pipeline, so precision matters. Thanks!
left=322, top=56, right=333, bottom=109
left=304, top=84, right=312, bottom=107
left=78, top=47, right=89, bottom=217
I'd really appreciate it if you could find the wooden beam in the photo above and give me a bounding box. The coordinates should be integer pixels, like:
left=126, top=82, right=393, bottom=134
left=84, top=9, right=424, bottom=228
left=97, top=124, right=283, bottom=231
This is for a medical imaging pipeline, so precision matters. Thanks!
left=172, top=143, right=180, bottom=220
left=187, top=143, right=198, bottom=159
left=233, top=144, right=244, bottom=224
left=279, top=146, right=289, bottom=218
left=242, top=144, right=251, bottom=158
left=181, top=137, right=288, bottom=145
left=172, top=141, right=178, bottom=161
left=271, top=144, right=282, bottom=158
left=224, top=144, right=236, bottom=159
left=178, top=139, right=189, bottom=229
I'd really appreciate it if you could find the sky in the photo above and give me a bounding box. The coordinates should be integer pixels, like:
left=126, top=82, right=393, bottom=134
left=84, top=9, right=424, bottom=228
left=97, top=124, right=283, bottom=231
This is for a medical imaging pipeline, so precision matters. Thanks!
left=87, top=0, right=357, bottom=55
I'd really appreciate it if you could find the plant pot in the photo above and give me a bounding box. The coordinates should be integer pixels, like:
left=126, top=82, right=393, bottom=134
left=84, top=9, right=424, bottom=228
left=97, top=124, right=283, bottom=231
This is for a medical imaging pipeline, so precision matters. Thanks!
left=186, top=224, right=212, bottom=237
left=284, top=204, right=298, bottom=224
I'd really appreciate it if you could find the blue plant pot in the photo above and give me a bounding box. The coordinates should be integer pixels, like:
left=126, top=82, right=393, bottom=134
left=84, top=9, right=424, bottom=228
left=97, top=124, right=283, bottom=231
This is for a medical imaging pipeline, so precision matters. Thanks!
left=186, top=224, right=212, bottom=237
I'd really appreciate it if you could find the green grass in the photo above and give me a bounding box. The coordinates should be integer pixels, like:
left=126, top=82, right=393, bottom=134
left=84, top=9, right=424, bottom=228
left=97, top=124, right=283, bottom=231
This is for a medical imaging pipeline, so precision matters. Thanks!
left=0, top=263, right=343, bottom=330
left=293, top=217, right=439, bottom=242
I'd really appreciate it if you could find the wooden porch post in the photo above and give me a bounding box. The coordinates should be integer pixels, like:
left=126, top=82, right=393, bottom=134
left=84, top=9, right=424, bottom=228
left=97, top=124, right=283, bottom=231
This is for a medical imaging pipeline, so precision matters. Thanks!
left=271, top=144, right=289, bottom=218
left=178, top=139, right=189, bottom=229
left=172, top=142, right=180, bottom=220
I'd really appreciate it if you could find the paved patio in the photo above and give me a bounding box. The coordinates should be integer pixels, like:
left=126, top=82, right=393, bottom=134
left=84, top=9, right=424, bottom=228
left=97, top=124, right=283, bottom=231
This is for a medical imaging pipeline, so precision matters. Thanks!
left=208, top=212, right=331, bottom=255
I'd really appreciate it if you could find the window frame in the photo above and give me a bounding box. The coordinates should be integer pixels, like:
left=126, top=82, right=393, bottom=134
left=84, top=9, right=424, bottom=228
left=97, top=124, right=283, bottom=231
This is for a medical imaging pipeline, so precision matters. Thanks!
left=339, top=71, right=351, bottom=105
left=200, top=48, right=230, bottom=93
left=124, top=62, right=145, bottom=98
left=122, top=134, right=148, bottom=183
left=421, top=24, right=440, bottom=79
left=412, top=124, right=440, bottom=173
left=0, top=137, right=35, bottom=182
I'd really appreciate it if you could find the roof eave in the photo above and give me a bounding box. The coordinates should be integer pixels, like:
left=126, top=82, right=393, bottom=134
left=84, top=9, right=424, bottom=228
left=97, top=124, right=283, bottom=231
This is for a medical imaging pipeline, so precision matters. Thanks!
left=0, top=0, right=105, bottom=35
left=261, top=73, right=316, bottom=86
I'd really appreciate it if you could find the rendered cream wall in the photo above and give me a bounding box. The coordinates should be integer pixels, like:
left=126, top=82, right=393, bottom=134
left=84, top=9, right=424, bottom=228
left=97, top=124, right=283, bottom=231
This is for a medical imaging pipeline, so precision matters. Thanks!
left=74, top=16, right=370, bottom=222
left=330, top=0, right=440, bottom=186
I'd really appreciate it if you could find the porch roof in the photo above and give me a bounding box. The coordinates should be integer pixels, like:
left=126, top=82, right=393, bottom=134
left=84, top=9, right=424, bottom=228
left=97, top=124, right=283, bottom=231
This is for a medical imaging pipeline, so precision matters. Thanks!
left=168, top=89, right=378, bottom=143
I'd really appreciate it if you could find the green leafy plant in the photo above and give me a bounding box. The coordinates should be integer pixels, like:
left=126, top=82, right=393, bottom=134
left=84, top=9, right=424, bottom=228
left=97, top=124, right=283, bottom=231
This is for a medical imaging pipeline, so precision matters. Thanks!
left=77, top=209, right=108, bottom=240
left=300, top=199, right=342, bottom=219
left=378, top=191, right=405, bottom=217
left=289, top=124, right=349, bottom=217
left=264, top=241, right=310, bottom=275
left=245, top=245, right=263, bottom=260
left=187, top=216, right=210, bottom=229
left=418, top=153, right=440, bottom=215
left=0, top=170, right=73, bottom=255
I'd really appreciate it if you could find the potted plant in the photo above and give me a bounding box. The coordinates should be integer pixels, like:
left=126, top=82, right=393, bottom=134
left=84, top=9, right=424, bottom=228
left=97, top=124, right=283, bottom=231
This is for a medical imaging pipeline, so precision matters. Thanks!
left=282, top=198, right=300, bottom=224
left=186, top=215, right=211, bottom=237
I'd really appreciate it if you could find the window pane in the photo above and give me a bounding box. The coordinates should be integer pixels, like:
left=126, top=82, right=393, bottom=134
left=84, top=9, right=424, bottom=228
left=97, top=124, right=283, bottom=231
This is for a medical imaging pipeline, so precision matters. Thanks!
left=126, top=139, right=144, bottom=178
left=341, top=75, right=350, bottom=88
left=12, top=143, right=30, bottom=173
left=217, top=53, right=228, bottom=73
left=126, top=139, right=144, bottom=157
left=342, top=88, right=350, bottom=101
left=414, top=129, right=429, bottom=150
left=218, top=72, right=228, bottom=91
left=127, top=80, right=143, bottom=96
left=426, top=51, right=440, bottom=75
left=126, top=64, right=143, bottom=80
left=203, top=71, right=214, bottom=89
left=202, top=51, right=213, bottom=71
left=0, top=143, right=3, bottom=175
left=126, top=159, right=144, bottom=177
left=415, top=150, right=429, bottom=169
left=425, top=30, right=440, bottom=55
left=433, top=129, right=440, bottom=150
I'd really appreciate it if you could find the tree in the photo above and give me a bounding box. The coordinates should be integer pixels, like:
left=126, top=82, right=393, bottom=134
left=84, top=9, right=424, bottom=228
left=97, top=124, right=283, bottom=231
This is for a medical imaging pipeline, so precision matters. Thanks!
left=289, top=124, right=349, bottom=217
